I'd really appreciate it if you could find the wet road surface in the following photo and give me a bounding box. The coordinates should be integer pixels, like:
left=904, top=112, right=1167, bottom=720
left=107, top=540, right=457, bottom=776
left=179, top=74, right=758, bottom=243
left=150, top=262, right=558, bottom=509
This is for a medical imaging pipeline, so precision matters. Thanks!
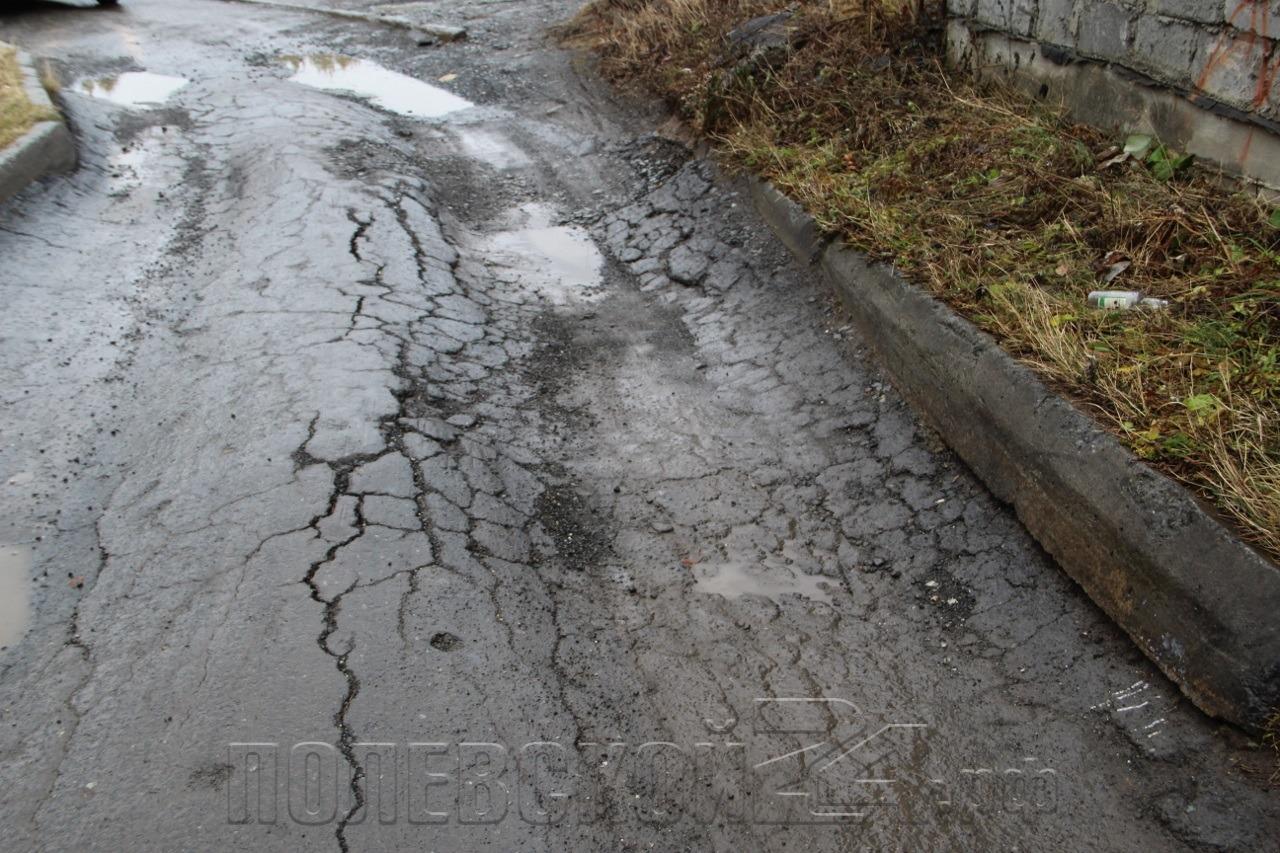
left=1, top=1, right=1278, bottom=850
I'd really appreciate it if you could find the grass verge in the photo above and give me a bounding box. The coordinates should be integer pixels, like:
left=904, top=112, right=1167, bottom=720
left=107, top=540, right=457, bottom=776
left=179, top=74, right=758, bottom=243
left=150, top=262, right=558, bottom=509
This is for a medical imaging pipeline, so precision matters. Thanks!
left=0, top=45, right=57, bottom=151
left=565, top=0, right=1280, bottom=561
left=1264, top=710, right=1280, bottom=786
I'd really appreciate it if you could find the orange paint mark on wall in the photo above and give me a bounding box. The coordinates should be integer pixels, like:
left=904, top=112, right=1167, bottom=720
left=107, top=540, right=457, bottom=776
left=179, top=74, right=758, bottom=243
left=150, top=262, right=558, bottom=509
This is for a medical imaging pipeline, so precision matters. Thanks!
left=1194, top=5, right=1278, bottom=113
left=1225, top=0, right=1270, bottom=38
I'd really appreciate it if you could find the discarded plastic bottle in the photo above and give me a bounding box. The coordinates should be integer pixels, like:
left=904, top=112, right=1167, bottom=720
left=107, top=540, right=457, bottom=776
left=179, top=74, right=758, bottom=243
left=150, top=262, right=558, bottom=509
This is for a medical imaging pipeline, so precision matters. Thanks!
left=1088, top=290, right=1169, bottom=310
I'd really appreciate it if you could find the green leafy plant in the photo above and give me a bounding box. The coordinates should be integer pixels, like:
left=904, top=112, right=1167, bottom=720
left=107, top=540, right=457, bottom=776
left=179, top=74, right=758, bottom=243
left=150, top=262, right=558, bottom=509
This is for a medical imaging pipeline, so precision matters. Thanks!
left=1119, top=134, right=1192, bottom=180
left=1184, top=393, right=1223, bottom=421
left=1123, top=133, right=1152, bottom=158
left=1145, top=143, right=1194, bottom=181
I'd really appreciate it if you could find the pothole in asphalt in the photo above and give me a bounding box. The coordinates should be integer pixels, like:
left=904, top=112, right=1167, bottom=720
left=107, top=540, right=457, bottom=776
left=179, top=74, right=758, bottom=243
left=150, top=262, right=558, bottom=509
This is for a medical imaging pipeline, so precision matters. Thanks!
left=693, top=558, right=835, bottom=605
left=73, top=72, right=188, bottom=107
left=484, top=204, right=604, bottom=305
left=283, top=54, right=471, bottom=119
left=104, top=125, right=170, bottom=191
left=429, top=631, right=461, bottom=651
left=0, top=544, right=32, bottom=650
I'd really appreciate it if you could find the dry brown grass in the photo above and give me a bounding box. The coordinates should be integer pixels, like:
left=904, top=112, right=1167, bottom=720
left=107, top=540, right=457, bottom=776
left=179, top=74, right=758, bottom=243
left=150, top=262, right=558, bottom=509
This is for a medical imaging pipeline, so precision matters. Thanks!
left=566, top=0, right=1280, bottom=561
left=0, top=45, right=56, bottom=150
left=1266, top=710, right=1280, bottom=785
left=37, top=59, right=61, bottom=97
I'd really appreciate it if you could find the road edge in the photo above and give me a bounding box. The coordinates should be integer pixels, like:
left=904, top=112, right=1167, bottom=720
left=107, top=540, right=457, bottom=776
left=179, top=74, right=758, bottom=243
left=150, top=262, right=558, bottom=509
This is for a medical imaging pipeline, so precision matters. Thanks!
left=0, top=50, right=76, bottom=207
left=747, top=176, right=1280, bottom=733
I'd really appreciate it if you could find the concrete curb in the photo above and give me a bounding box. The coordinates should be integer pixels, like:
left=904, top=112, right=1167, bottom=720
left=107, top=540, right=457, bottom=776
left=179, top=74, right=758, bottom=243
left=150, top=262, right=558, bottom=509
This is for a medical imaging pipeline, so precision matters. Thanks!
left=0, top=50, right=75, bottom=207
left=747, top=177, right=1280, bottom=733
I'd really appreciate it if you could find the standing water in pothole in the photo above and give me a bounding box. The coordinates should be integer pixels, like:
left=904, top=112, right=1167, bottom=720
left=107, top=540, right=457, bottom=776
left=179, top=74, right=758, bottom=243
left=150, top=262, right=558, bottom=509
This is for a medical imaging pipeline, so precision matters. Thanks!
left=74, top=72, right=187, bottom=107
left=283, top=54, right=471, bottom=119
left=0, top=544, right=32, bottom=650
left=452, top=127, right=531, bottom=170
left=483, top=204, right=604, bottom=304
left=694, top=558, right=835, bottom=605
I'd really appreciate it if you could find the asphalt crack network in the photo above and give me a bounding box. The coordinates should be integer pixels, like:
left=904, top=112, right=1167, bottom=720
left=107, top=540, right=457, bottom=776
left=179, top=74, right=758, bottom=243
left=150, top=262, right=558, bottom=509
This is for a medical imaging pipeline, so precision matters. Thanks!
left=289, top=200, right=428, bottom=849
left=297, top=450, right=369, bottom=851
left=290, top=178, right=547, bottom=847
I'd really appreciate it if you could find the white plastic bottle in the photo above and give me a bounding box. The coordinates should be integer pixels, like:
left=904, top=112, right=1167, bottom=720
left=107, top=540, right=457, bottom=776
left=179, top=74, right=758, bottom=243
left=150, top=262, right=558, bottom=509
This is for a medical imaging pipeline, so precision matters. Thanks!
left=1088, top=291, right=1169, bottom=310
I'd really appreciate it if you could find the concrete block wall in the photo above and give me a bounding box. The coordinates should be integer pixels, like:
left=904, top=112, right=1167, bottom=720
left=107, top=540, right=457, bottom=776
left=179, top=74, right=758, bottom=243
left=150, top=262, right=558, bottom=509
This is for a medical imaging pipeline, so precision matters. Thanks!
left=948, top=0, right=1280, bottom=187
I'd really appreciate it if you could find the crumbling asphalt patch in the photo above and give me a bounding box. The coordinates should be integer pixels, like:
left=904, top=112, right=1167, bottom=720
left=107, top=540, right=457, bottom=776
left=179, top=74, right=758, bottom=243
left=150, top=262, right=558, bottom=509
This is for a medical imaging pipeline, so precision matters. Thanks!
left=429, top=630, right=461, bottom=650
left=534, top=476, right=613, bottom=573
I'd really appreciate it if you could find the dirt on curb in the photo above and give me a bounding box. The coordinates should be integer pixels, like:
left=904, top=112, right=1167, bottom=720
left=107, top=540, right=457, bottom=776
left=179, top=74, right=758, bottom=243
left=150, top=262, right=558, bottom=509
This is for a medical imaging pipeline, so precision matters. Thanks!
left=562, top=0, right=1280, bottom=563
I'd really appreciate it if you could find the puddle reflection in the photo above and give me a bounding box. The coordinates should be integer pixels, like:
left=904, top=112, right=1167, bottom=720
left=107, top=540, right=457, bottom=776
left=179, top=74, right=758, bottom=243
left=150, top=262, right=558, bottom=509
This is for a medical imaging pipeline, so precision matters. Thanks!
left=486, top=204, right=604, bottom=304
left=283, top=54, right=472, bottom=119
left=455, top=127, right=530, bottom=169
left=74, top=72, right=187, bottom=107
left=694, top=559, right=835, bottom=604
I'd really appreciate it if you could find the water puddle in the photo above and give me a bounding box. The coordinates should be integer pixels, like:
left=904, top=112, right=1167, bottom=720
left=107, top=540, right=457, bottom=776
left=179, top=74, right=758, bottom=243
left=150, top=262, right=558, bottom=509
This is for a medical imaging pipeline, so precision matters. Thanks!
left=0, top=544, right=32, bottom=650
left=283, top=54, right=472, bottom=119
left=485, top=204, right=604, bottom=304
left=106, top=125, right=171, bottom=188
left=455, top=127, right=530, bottom=170
left=694, top=558, right=835, bottom=604
left=74, top=72, right=188, bottom=107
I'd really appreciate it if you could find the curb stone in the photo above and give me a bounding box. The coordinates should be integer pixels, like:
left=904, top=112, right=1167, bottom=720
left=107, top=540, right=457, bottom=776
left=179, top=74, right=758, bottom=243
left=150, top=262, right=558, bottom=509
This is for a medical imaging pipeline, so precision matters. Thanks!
left=746, top=175, right=1280, bottom=733
left=0, top=50, right=75, bottom=207
left=750, top=180, right=829, bottom=263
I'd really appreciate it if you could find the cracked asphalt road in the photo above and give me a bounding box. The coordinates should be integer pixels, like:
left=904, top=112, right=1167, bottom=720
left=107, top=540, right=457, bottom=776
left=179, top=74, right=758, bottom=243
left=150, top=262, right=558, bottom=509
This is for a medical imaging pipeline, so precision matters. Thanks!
left=1, top=1, right=1278, bottom=850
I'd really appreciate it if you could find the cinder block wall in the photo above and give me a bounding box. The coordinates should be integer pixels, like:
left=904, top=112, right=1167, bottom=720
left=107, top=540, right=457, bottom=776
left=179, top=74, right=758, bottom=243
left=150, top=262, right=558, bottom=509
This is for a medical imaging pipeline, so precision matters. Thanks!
left=947, top=0, right=1280, bottom=189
